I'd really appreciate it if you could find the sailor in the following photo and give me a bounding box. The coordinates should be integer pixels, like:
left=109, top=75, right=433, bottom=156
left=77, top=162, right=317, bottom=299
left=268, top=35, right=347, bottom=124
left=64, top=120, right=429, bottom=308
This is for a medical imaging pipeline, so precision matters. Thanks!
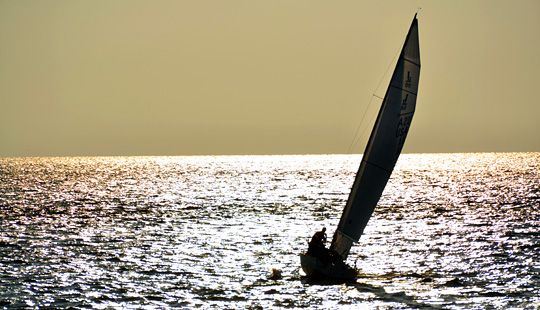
left=313, top=227, right=327, bottom=244
left=307, top=227, right=327, bottom=257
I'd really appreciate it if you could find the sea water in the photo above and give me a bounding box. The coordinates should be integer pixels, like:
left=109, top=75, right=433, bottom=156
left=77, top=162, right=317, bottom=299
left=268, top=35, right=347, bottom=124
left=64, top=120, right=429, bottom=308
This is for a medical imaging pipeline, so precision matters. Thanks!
left=0, top=153, right=538, bottom=309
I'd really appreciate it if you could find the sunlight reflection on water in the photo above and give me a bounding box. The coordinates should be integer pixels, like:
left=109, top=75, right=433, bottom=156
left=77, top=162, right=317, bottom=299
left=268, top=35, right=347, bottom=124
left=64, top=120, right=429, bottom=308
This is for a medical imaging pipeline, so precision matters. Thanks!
left=0, top=153, right=539, bottom=309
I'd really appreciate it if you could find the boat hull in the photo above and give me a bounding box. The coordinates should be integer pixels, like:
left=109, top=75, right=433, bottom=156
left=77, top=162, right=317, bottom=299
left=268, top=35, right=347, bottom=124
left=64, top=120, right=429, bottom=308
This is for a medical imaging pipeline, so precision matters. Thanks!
left=299, top=253, right=358, bottom=281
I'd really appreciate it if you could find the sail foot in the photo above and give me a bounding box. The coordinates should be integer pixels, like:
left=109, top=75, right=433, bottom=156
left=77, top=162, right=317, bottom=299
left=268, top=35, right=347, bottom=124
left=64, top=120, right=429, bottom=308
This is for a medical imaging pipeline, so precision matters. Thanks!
left=330, top=231, right=355, bottom=259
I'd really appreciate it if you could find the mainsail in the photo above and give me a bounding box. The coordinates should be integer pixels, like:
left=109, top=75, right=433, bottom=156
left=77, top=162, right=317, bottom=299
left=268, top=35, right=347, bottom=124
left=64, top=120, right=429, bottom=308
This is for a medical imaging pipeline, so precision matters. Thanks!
left=330, top=15, right=421, bottom=259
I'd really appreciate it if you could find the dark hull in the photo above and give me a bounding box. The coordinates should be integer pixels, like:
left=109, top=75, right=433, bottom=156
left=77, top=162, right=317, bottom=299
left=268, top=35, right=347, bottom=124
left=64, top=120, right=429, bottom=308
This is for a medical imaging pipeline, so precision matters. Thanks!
left=299, top=253, right=358, bottom=281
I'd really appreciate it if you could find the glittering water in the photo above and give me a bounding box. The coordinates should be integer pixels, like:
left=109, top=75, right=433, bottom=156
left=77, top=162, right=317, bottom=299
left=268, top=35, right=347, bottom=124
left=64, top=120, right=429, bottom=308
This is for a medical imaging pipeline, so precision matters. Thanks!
left=0, top=153, right=539, bottom=309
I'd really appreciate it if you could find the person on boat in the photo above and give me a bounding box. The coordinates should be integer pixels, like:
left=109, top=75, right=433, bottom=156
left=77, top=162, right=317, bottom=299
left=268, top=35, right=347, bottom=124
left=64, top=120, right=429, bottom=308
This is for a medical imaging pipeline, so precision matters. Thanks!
left=313, top=227, right=327, bottom=244
left=307, top=227, right=327, bottom=259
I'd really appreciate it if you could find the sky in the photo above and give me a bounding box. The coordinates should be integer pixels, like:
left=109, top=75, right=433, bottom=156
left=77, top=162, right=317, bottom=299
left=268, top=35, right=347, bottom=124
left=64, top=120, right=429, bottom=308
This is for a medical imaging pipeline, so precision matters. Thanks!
left=1, top=0, right=539, bottom=157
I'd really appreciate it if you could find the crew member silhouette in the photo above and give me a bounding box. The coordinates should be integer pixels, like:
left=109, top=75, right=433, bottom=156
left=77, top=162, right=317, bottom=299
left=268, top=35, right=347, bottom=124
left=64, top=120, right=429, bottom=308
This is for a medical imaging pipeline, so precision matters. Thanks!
left=307, top=227, right=327, bottom=260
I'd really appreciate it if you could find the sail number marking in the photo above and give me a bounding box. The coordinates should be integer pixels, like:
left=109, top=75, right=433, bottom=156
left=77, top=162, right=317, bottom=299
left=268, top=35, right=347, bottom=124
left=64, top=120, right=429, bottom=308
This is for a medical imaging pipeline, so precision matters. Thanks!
left=405, top=71, right=412, bottom=88
left=396, top=115, right=412, bottom=139
left=395, top=114, right=412, bottom=156
left=400, top=93, right=409, bottom=111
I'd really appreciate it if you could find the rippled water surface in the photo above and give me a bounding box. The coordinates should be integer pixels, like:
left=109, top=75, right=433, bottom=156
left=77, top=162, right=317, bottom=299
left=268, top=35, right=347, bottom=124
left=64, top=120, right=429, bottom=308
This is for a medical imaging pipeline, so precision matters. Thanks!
left=1, top=153, right=539, bottom=309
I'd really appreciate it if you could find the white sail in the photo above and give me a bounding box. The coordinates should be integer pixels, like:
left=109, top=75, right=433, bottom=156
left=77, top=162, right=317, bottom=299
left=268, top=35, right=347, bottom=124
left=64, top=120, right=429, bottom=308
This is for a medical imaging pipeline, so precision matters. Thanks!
left=330, top=15, right=421, bottom=259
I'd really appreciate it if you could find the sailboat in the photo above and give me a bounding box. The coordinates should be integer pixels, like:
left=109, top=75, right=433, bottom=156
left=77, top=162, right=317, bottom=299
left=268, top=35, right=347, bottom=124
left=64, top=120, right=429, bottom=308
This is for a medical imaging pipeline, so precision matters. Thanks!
left=300, top=14, right=421, bottom=280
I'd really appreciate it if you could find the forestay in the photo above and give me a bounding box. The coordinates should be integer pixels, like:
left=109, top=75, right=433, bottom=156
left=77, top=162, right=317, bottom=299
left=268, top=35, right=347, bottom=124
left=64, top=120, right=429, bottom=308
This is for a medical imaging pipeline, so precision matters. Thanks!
left=330, top=15, right=421, bottom=259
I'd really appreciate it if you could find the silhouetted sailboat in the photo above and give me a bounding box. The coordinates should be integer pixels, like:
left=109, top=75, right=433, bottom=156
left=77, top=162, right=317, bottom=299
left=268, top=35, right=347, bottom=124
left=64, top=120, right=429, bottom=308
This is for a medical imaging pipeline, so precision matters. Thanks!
left=300, top=14, right=421, bottom=280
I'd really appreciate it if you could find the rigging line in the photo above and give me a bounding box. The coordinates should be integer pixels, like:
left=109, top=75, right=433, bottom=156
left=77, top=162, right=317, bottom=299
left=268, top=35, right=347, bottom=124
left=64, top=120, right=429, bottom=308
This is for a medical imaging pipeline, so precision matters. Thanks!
left=346, top=95, right=377, bottom=154
left=346, top=41, right=403, bottom=154
left=349, top=111, right=378, bottom=153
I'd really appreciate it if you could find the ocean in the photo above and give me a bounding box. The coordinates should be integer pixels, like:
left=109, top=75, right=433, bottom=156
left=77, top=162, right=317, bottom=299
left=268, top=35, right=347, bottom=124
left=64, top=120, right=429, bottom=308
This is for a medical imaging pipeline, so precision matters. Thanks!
left=0, top=153, right=539, bottom=309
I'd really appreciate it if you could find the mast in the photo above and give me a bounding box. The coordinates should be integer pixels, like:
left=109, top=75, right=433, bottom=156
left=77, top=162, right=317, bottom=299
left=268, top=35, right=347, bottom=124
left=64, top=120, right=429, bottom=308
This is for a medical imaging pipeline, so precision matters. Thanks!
left=330, top=15, right=421, bottom=259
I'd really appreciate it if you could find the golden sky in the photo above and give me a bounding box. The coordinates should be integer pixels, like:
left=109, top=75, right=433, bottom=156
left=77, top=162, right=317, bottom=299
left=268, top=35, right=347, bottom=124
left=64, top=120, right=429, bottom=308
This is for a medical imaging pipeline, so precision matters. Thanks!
left=1, top=0, right=539, bottom=156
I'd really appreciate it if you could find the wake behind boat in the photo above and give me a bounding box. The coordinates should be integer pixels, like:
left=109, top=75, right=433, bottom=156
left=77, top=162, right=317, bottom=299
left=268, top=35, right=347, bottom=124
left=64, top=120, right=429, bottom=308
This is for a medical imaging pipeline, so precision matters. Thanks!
left=300, top=14, right=421, bottom=280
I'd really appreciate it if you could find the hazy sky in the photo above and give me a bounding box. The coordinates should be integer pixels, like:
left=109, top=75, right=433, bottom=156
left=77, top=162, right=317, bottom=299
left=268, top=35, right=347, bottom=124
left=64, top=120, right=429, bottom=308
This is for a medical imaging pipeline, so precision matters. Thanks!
left=1, top=0, right=539, bottom=157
